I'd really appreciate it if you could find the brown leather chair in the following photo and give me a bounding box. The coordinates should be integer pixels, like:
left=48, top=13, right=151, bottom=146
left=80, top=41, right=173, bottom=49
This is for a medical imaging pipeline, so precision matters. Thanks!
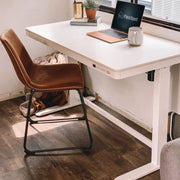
left=0, top=29, right=93, bottom=155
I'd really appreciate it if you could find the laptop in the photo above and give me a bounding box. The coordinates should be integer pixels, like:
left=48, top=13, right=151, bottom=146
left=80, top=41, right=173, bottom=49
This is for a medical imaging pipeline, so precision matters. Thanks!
left=87, top=1, right=145, bottom=43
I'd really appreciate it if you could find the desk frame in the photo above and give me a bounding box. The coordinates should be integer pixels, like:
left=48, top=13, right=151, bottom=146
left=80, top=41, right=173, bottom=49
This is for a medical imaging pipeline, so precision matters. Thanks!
left=84, top=67, right=170, bottom=179
left=26, top=21, right=180, bottom=179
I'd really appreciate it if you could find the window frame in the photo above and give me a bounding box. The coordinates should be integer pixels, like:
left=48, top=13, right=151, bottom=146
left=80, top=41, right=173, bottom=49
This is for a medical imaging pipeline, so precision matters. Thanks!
left=98, top=2, right=180, bottom=32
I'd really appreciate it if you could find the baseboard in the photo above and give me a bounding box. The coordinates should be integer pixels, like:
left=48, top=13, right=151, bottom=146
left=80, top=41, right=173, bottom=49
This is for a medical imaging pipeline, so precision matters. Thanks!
left=98, top=98, right=152, bottom=132
left=85, top=87, right=152, bottom=133
left=0, top=90, right=24, bottom=102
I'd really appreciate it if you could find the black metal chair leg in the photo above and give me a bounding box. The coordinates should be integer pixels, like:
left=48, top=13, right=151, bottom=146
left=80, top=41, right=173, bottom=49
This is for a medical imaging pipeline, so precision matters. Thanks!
left=77, top=89, right=93, bottom=149
left=23, top=89, right=93, bottom=155
left=24, top=90, right=35, bottom=155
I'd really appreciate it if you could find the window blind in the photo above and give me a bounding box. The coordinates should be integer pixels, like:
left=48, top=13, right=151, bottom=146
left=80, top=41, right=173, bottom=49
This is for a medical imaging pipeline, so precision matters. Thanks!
left=152, top=0, right=180, bottom=24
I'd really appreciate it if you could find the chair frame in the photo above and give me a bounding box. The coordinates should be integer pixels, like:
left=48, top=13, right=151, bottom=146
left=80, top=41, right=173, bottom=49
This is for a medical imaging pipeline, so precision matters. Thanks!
left=24, top=89, right=93, bottom=155
left=0, top=29, right=93, bottom=155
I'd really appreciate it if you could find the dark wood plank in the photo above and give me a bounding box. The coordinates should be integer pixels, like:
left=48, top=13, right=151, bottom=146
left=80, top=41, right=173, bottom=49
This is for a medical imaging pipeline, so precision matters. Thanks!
left=0, top=97, right=160, bottom=180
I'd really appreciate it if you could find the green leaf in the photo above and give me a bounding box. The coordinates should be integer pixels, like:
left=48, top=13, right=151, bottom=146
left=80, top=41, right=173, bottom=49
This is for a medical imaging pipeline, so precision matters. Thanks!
left=84, top=0, right=99, bottom=10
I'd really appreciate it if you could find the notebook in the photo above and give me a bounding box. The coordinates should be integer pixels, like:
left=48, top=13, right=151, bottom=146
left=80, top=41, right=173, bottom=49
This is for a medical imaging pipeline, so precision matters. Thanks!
left=87, top=1, right=145, bottom=43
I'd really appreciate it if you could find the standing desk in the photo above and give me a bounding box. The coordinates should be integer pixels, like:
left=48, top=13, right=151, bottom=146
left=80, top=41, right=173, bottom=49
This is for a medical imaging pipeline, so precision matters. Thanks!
left=26, top=21, right=180, bottom=180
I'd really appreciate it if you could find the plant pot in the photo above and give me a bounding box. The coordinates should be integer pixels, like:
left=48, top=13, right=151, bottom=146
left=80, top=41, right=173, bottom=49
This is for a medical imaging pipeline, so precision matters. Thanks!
left=85, top=9, right=97, bottom=19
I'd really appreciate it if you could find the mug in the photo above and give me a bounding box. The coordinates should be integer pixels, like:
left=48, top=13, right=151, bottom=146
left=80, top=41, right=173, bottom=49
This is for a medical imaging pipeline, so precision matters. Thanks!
left=128, top=27, right=143, bottom=46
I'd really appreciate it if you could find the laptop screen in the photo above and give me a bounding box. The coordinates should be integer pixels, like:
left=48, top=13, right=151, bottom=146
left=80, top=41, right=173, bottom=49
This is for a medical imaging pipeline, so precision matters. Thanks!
left=111, top=1, right=145, bottom=33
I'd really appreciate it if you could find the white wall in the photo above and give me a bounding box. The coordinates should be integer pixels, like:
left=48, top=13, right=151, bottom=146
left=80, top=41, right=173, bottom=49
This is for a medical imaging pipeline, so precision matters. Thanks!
left=0, top=0, right=69, bottom=101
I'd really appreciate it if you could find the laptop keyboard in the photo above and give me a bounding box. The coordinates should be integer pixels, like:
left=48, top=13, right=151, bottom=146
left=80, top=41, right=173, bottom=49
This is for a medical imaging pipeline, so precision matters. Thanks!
left=100, top=29, right=128, bottom=39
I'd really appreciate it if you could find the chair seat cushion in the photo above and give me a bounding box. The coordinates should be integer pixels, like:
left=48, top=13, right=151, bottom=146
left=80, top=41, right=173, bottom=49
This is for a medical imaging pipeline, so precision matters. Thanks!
left=28, top=63, right=84, bottom=91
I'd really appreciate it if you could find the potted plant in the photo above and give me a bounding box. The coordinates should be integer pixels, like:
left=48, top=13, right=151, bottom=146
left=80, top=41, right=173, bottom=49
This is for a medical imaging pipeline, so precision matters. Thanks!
left=84, top=0, right=99, bottom=19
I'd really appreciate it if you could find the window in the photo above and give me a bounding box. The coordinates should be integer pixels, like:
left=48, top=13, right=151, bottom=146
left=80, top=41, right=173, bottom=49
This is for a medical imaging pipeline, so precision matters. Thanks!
left=152, top=1, right=180, bottom=24
left=97, top=0, right=150, bottom=11
left=97, top=0, right=180, bottom=31
left=97, top=0, right=130, bottom=8
left=138, top=0, right=151, bottom=13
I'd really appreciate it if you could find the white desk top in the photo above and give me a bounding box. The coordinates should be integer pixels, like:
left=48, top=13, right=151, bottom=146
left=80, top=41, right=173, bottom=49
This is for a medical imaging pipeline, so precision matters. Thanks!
left=26, top=21, right=180, bottom=79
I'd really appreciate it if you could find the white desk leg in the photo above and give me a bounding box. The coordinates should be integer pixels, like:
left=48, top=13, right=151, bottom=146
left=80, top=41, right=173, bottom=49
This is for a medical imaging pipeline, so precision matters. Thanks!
left=151, top=67, right=170, bottom=165
left=114, top=67, right=171, bottom=180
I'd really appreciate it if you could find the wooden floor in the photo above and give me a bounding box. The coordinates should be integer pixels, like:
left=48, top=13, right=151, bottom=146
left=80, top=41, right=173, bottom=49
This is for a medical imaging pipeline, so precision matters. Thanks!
left=0, top=97, right=160, bottom=180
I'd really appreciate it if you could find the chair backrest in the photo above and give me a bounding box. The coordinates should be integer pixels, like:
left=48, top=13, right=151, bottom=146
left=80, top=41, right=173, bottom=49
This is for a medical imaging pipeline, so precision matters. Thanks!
left=0, top=29, right=33, bottom=87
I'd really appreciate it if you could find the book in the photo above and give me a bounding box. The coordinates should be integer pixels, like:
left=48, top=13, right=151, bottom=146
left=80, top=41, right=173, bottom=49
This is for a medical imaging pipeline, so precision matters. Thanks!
left=70, top=16, right=102, bottom=26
